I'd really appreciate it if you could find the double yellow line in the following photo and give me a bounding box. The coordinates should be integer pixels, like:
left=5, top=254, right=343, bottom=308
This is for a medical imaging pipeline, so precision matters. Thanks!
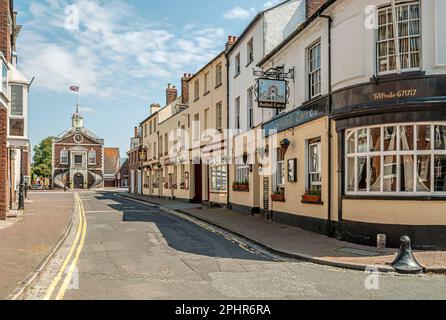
left=44, top=192, right=87, bottom=300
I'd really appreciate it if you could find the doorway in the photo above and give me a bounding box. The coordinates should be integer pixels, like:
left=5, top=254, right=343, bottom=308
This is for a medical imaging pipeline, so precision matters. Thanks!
left=74, top=173, right=84, bottom=189
left=193, top=163, right=202, bottom=203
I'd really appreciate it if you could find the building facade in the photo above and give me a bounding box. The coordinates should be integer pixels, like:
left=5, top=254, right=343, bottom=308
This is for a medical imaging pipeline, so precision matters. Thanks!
left=256, top=0, right=446, bottom=248
left=128, top=126, right=141, bottom=194
left=52, top=109, right=105, bottom=190
left=104, top=147, right=120, bottom=188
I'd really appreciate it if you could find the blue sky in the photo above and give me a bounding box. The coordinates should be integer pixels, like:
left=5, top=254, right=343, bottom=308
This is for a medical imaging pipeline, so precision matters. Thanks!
left=14, top=0, right=282, bottom=158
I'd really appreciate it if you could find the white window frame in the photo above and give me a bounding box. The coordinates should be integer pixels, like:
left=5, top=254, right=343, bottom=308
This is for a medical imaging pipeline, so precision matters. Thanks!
left=345, top=122, right=446, bottom=196
left=10, top=84, right=24, bottom=116
left=235, top=97, right=240, bottom=129
left=60, top=149, right=69, bottom=165
left=210, top=165, right=227, bottom=192
left=308, top=41, right=321, bottom=99
left=247, top=38, right=254, bottom=65
left=194, top=80, right=200, bottom=101
left=88, top=150, right=96, bottom=165
left=247, top=87, right=254, bottom=128
left=308, top=141, right=322, bottom=191
left=235, top=53, right=241, bottom=76
left=1, top=57, right=7, bottom=95
left=376, top=1, right=421, bottom=75
left=216, top=63, right=223, bottom=87
left=216, top=101, right=223, bottom=131
left=235, top=163, right=250, bottom=183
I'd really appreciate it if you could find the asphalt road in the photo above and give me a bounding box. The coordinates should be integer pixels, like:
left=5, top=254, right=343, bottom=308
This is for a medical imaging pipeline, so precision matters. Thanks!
left=37, top=191, right=446, bottom=300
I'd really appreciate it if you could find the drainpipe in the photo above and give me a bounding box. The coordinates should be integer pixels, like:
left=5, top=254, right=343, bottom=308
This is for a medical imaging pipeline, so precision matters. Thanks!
left=320, top=13, right=333, bottom=237
left=225, top=56, right=231, bottom=209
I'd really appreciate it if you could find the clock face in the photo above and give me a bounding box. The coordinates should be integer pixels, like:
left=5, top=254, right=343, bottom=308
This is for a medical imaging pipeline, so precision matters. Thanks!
left=74, top=134, right=84, bottom=144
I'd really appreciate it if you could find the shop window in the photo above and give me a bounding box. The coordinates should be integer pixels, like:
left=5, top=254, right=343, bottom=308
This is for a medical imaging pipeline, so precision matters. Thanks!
left=308, top=138, right=322, bottom=192
left=345, top=123, right=446, bottom=195
left=377, top=2, right=421, bottom=74
left=9, top=118, right=24, bottom=137
left=235, top=162, right=250, bottom=184
left=308, top=41, right=321, bottom=98
left=210, top=165, right=227, bottom=192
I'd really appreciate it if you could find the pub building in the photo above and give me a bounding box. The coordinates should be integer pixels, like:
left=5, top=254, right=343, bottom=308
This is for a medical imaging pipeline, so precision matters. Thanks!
left=256, top=0, right=446, bottom=249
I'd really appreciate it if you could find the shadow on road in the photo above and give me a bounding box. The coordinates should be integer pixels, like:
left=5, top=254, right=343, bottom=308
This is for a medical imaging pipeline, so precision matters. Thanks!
left=93, top=192, right=273, bottom=262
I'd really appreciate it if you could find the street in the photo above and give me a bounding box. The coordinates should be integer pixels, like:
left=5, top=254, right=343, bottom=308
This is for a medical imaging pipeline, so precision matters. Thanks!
left=23, top=191, right=446, bottom=300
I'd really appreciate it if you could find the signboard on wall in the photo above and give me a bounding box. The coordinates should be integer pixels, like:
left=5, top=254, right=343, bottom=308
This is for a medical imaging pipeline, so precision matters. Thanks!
left=257, top=79, right=288, bottom=109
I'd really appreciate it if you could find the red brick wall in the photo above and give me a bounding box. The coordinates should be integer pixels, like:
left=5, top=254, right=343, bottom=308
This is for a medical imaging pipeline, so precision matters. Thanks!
left=0, top=108, right=8, bottom=219
left=53, top=143, right=103, bottom=170
left=306, top=0, right=326, bottom=19
left=0, top=0, right=12, bottom=62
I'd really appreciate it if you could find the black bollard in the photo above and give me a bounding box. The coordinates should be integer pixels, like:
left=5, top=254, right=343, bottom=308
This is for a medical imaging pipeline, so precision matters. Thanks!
left=391, top=236, right=424, bottom=274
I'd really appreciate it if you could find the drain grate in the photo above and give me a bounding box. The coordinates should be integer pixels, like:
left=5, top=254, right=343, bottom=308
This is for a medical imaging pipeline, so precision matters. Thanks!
left=335, top=247, right=382, bottom=257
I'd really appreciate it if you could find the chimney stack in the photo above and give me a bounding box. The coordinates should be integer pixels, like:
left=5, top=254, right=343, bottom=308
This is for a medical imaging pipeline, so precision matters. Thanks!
left=225, top=35, right=237, bottom=52
left=166, top=83, right=178, bottom=105
left=150, top=103, right=161, bottom=115
left=181, top=73, right=193, bottom=104
left=134, top=126, right=139, bottom=138
left=306, top=0, right=326, bottom=19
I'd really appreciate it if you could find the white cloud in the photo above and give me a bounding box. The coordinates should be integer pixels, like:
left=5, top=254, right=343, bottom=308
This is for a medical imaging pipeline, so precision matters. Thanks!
left=18, top=0, right=226, bottom=102
left=263, top=0, right=283, bottom=9
left=223, top=6, right=256, bottom=20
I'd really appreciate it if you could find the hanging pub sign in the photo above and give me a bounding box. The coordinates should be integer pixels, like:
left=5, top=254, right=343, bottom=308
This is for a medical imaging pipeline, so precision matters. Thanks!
left=138, top=147, right=148, bottom=162
left=254, top=66, right=293, bottom=110
left=257, top=78, right=287, bottom=109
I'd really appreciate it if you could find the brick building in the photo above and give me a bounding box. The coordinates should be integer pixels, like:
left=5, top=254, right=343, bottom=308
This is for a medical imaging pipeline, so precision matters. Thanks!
left=52, top=108, right=105, bottom=189
left=103, top=147, right=120, bottom=188
left=127, top=126, right=142, bottom=194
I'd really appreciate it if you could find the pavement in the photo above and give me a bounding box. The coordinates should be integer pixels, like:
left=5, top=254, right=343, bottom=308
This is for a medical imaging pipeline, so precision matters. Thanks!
left=0, top=191, right=74, bottom=299
left=121, top=193, right=446, bottom=274
left=22, top=191, right=446, bottom=300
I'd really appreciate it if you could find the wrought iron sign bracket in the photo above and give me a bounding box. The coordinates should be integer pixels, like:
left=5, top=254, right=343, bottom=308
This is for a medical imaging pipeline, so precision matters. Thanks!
left=253, top=66, right=295, bottom=82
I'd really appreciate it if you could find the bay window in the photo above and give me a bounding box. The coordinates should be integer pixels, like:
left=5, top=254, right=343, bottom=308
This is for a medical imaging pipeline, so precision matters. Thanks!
left=346, top=123, right=446, bottom=195
left=11, top=85, right=23, bottom=116
left=210, top=165, right=227, bottom=192
left=377, top=1, right=421, bottom=74
left=9, top=118, right=24, bottom=137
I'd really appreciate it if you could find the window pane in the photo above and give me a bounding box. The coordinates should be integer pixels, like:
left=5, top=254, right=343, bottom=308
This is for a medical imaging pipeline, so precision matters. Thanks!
left=416, top=155, right=431, bottom=192
left=400, top=125, right=414, bottom=151
left=383, top=155, right=397, bottom=192
left=347, top=130, right=355, bottom=154
left=357, top=157, right=367, bottom=191
left=417, top=125, right=431, bottom=150
left=384, top=126, right=397, bottom=151
left=9, top=119, right=24, bottom=136
left=434, top=125, right=446, bottom=150
left=370, top=156, right=382, bottom=192
left=434, top=156, right=446, bottom=192
left=370, top=128, right=381, bottom=152
left=347, top=157, right=355, bottom=192
left=11, top=85, right=23, bottom=116
left=400, top=155, right=414, bottom=192
left=358, top=129, right=368, bottom=153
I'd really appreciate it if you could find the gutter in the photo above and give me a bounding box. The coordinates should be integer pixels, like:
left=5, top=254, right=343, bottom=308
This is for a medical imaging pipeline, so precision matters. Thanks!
left=225, top=54, right=230, bottom=209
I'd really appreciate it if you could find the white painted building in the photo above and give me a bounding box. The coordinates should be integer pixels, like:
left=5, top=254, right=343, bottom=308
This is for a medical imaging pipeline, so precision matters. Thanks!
left=227, top=0, right=306, bottom=133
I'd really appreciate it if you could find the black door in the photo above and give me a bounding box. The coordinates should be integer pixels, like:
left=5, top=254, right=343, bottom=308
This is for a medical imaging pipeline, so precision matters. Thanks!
left=74, top=173, right=84, bottom=189
left=193, top=163, right=202, bottom=203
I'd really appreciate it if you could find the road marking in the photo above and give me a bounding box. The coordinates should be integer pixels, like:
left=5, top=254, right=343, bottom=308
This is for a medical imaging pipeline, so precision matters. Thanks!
left=43, top=192, right=84, bottom=300
left=55, top=193, right=88, bottom=300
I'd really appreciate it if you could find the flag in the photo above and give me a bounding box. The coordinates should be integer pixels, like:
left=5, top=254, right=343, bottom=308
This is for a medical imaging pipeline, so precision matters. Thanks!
left=69, top=85, right=80, bottom=92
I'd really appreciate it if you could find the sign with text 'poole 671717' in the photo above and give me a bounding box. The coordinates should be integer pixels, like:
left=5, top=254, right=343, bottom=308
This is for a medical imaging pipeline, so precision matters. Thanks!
left=257, top=78, right=287, bottom=109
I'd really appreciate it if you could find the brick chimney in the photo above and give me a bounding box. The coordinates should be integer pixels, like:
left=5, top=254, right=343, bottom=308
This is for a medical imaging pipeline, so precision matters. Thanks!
left=134, top=126, right=139, bottom=138
left=150, top=103, right=161, bottom=115
left=306, top=0, right=326, bottom=19
left=166, top=83, right=178, bottom=105
left=225, top=35, right=237, bottom=52
left=181, top=73, right=193, bottom=104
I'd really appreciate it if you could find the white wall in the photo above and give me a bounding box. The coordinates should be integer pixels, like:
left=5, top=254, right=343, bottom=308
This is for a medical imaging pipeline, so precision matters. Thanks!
left=228, top=0, right=307, bottom=132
